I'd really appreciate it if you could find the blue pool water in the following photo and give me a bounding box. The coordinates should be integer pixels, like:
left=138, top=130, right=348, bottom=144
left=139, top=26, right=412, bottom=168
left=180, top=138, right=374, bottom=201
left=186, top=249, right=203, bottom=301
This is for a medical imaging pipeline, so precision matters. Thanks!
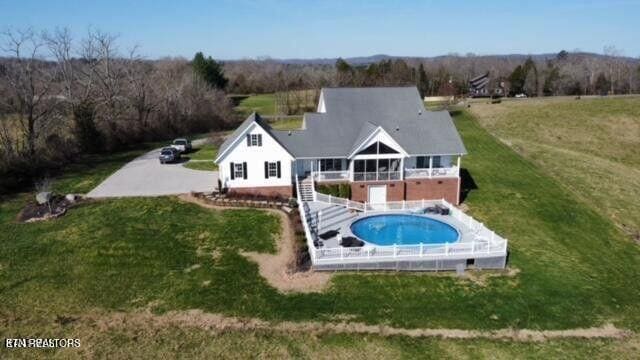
left=350, top=214, right=459, bottom=246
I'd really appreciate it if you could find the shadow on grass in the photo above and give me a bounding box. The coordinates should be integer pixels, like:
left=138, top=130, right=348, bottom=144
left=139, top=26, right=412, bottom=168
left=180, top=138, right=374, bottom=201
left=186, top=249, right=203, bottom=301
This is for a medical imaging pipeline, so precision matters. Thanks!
left=459, top=168, right=478, bottom=204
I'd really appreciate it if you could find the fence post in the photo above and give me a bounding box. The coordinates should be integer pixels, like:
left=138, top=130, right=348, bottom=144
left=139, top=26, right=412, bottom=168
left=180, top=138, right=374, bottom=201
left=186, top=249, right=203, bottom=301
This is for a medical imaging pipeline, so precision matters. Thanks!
left=394, top=244, right=397, bottom=258
left=340, top=247, right=344, bottom=260
left=420, top=243, right=423, bottom=257
left=471, top=240, right=475, bottom=254
left=445, top=243, right=449, bottom=256
left=364, top=201, right=367, bottom=213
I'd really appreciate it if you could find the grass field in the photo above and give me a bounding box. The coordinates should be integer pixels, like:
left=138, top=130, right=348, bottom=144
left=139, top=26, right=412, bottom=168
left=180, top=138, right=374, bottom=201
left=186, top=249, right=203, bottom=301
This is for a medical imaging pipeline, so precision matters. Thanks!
left=470, top=96, right=640, bottom=239
left=182, top=142, right=219, bottom=171
left=267, top=117, right=303, bottom=130
left=235, top=91, right=317, bottom=118
left=235, top=93, right=277, bottom=116
left=2, top=109, right=640, bottom=357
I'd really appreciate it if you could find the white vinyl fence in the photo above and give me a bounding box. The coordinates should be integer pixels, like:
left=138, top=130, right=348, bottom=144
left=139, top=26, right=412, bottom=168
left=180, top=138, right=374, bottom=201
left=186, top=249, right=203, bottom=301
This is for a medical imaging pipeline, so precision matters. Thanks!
left=297, top=183, right=508, bottom=266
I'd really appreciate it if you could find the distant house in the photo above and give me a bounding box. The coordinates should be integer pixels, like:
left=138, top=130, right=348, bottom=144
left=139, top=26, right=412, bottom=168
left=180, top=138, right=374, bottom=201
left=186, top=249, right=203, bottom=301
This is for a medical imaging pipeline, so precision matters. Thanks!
left=215, top=87, right=466, bottom=204
left=469, top=72, right=504, bottom=98
left=468, top=73, right=490, bottom=97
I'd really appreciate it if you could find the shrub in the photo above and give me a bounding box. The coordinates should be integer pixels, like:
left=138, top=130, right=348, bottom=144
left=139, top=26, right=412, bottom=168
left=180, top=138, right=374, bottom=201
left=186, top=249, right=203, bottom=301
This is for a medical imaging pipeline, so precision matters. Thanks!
left=316, top=183, right=351, bottom=199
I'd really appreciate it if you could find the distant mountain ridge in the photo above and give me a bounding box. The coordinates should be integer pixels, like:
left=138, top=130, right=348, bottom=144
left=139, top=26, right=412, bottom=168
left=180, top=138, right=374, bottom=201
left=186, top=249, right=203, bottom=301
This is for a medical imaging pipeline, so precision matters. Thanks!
left=233, top=52, right=638, bottom=65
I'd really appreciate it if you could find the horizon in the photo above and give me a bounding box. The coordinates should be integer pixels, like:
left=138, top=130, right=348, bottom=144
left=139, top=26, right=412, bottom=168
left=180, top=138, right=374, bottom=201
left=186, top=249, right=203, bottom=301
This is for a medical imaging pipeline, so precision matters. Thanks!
left=1, top=0, right=639, bottom=60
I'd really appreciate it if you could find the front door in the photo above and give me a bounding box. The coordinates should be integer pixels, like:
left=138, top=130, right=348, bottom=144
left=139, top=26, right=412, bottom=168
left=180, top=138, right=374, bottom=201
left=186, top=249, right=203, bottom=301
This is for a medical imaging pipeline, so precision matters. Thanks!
left=368, top=185, right=387, bottom=205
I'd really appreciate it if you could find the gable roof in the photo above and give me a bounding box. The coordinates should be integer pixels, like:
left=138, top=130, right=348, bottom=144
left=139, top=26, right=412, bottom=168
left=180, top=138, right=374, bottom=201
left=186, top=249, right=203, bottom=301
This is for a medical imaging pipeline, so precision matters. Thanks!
left=219, top=87, right=467, bottom=161
left=215, top=112, right=293, bottom=162
left=274, top=87, right=466, bottom=157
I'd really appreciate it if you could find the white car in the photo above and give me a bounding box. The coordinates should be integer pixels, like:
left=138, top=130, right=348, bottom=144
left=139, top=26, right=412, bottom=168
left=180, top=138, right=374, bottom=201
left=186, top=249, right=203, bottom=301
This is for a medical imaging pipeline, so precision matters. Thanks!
left=515, top=93, right=528, bottom=98
left=170, top=138, right=192, bottom=153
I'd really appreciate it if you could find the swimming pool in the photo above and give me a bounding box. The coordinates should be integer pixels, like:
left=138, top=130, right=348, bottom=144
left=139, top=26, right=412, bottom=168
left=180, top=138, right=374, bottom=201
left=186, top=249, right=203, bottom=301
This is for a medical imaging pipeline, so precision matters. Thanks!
left=350, top=214, right=459, bottom=246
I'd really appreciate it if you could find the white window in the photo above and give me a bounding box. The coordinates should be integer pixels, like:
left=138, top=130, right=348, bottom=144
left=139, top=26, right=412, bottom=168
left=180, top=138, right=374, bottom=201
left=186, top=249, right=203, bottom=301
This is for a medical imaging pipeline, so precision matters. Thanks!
left=268, top=162, right=278, bottom=177
left=432, top=156, right=442, bottom=168
left=234, top=163, right=244, bottom=178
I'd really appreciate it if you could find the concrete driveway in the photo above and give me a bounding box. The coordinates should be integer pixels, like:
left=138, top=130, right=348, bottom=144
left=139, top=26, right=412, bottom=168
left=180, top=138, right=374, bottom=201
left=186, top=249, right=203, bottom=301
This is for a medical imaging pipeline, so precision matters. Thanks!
left=87, top=147, right=218, bottom=198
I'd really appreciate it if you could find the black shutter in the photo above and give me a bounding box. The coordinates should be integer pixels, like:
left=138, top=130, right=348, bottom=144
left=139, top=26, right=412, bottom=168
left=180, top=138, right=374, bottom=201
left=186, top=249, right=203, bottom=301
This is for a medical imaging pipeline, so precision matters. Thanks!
left=230, top=162, right=235, bottom=180
left=243, top=162, right=247, bottom=179
left=246, top=134, right=251, bottom=146
left=277, top=161, right=281, bottom=178
left=257, top=134, right=262, bottom=146
left=264, top=161, right=269, bottom=178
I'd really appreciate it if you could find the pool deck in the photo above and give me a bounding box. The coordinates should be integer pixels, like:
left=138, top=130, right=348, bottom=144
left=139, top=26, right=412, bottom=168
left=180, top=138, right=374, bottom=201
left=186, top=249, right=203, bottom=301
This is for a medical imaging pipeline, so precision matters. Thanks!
left=308, top=201, right=478, bottom=249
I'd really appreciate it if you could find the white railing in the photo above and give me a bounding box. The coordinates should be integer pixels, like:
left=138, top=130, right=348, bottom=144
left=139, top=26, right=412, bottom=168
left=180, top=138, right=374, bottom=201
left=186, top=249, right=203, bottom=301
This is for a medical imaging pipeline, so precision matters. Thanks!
left=404, top=166, right=459, bottom=179
left=314, top=192, right=365, bottom=212
left=312, top=238, right=507, bottom=264
left=364, top=199, right=432, bottom=212
left=300, top=182, right=508, bottom=266
left=353, top=171, right=402, bottom=182
left=314, top=170, right=350, bottom=182
left=295, top=176, right=319, bottom=261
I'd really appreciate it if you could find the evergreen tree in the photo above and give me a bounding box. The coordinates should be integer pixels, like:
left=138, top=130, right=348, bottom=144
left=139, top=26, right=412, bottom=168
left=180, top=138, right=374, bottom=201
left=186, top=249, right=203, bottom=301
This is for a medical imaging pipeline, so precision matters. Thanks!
left=416, top=63, right=428, bottom=97
left=508, top=65, right=526, bottom=95
left=192, top=52, right=228, bottom=89
left=594, top=73, right=610, bottom=95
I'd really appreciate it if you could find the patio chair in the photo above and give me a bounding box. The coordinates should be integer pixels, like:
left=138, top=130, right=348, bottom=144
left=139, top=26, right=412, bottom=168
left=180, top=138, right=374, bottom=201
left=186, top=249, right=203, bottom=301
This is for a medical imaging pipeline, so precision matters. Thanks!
left=319, top=229, right=340, bottom=240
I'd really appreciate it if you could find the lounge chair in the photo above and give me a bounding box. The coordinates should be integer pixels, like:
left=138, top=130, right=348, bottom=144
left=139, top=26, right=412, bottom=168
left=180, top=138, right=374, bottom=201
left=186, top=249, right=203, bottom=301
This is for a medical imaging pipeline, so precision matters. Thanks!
left=340, top=236, right=365, bottom=247
left=319, top=229, right=340, bottom=240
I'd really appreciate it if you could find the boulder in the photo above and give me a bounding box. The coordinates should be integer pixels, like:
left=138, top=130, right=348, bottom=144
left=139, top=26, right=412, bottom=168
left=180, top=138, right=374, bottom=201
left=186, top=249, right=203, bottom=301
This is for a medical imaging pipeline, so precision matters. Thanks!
left=65, top=194, right=77, bottom=203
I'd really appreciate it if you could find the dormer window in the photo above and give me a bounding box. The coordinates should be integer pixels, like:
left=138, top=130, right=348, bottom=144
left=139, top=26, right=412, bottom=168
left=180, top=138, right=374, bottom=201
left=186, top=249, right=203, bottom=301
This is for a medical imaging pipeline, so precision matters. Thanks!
left=247, top=133, right=262, bottom=147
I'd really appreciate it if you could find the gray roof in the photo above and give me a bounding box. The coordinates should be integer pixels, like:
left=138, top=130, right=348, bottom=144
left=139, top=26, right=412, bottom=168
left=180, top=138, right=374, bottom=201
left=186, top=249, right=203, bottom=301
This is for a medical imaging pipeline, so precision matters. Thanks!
left=219, top=87, right=466, bottom=161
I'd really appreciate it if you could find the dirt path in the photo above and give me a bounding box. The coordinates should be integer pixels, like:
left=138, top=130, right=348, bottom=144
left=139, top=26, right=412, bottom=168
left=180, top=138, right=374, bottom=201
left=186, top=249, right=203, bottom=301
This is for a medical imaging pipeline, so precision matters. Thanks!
left=87, top=309, right=631, bottom=342
left=178, top=194, right=333, bottom=293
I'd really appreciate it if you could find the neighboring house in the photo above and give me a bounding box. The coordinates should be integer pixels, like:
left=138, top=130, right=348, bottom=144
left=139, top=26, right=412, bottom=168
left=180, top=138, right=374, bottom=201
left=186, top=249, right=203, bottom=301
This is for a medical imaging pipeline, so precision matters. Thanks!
left=215, top=87, right=467, bottom=204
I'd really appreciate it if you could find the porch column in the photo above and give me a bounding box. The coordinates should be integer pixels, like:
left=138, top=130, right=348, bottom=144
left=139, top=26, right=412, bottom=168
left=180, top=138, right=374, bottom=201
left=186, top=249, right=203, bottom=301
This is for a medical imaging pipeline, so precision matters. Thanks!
left=349, top=159, right=354, bottom=181
left=400, top=157, right=404, bottom=180
left=457, top=155, right=461, bottom=177
left=429, top=156, right=433, bottom=178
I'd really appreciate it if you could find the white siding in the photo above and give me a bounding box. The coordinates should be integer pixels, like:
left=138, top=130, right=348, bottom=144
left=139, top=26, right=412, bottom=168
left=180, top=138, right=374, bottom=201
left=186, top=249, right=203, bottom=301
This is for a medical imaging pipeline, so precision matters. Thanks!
left=218, top=123, right=294, bottom=188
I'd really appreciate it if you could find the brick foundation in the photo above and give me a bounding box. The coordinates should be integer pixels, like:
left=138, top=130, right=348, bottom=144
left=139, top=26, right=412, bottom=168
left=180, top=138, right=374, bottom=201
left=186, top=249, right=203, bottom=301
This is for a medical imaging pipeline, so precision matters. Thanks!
left=228, top=185, right=293, bottom=198
left=405, top=177, right=460, bottom=204
left=350, top=181, right=405, bottom=203
left=344, top=177, right=460, bottom=204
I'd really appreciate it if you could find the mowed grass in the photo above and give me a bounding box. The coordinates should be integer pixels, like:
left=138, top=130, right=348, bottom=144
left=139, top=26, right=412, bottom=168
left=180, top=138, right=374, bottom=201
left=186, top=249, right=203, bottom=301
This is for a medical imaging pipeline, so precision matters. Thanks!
left=235, top=93, right=277, bottom=116
left=267, top=117, right=303, bottom=130
left=2, top=110, right=640, bottom=340
left=182, top=142, right=219, bottom=171
left=470, top=96, right=640, bottom=237
left=4, top=325, right=639, bottom=360
left=235, top=91, right=318, bottom=117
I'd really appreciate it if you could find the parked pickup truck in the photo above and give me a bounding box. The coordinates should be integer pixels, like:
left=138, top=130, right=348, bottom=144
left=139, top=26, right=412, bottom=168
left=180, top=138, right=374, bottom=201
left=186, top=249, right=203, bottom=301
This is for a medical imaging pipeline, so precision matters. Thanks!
left=171, top=138, right=192, bottom=153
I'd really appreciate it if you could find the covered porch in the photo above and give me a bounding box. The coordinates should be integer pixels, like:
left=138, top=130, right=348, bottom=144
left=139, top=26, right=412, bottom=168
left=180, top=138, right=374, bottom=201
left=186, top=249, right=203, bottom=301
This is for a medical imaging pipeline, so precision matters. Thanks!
left=295, top=154, right=461, bottom=182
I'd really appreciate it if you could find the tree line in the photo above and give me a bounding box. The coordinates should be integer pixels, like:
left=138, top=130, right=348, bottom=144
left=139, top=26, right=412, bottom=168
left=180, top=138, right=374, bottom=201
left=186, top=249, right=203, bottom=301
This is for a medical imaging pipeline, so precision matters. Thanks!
left=222, top=50, right=640, bottom=99
left=0, top=28, right=235, bottom=193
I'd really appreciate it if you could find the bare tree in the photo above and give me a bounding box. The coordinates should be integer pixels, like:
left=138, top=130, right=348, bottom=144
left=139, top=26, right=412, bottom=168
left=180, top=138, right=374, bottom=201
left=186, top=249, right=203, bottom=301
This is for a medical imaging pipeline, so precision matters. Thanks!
left=0, top=28, right=60, bottom=158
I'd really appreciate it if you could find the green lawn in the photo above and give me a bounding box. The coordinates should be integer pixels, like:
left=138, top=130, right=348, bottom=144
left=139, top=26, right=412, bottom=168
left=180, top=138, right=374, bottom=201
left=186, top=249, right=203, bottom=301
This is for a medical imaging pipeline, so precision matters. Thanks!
left=3, top=110, right=640, bottom=331
left=183, top=161, right=217, bottom=171
left=267, top=117, right=303, bottom=130
left=2, top=110, right=640, bottom=357
left=182, top=142, right=219, bottom=171
left=235, top=93, right=277, bottom=116
left=470, top=96, right=640, bottom=238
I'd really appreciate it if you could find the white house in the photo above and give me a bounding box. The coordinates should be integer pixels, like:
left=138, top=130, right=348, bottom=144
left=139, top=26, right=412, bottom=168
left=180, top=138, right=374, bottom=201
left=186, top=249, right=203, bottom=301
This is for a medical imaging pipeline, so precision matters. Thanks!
left=215, top=86, right=467, bottom=204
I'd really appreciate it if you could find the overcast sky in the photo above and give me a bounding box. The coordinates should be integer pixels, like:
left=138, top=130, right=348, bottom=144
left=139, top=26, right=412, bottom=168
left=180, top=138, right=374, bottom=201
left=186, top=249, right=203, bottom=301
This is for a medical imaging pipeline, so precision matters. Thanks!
left=2, top=0, right=639, bottom=60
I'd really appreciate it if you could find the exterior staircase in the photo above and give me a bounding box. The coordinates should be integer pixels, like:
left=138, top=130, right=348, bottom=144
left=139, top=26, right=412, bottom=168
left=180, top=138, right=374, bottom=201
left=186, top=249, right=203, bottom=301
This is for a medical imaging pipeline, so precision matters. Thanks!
left=298, top=176, right=315, bottom=202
